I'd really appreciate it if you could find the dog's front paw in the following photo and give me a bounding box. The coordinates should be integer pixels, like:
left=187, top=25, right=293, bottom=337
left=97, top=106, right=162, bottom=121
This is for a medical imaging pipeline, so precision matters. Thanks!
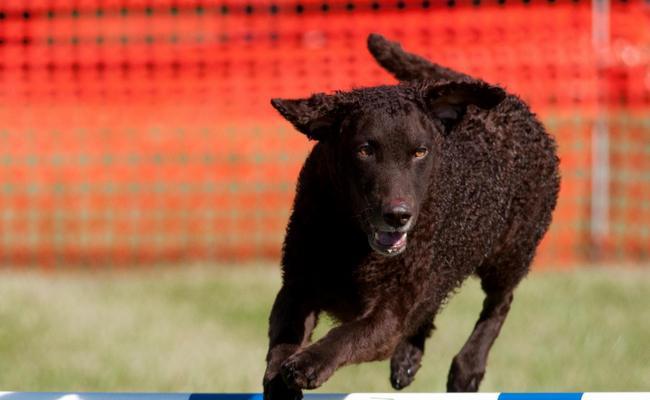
left=263, top=374, right=303, bottom=400
left=390, top=341, right=423, bottom=390
left=446, top=354, right=485, bottom=392
left=280, top=350, right=334, bottom=390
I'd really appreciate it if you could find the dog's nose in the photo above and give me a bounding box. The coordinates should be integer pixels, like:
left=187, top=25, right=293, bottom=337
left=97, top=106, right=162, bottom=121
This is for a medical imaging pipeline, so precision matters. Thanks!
left=383, top=204, right=412, bottom=229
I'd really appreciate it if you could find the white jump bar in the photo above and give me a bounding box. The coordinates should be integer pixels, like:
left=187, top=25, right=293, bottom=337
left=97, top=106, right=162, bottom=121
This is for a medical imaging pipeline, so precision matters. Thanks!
left=0, top=393, right=647, bottom=400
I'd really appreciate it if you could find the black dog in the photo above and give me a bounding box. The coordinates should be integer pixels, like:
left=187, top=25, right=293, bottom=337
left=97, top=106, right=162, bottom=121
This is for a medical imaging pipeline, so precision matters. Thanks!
left=263, top=34, right=560, bottom=399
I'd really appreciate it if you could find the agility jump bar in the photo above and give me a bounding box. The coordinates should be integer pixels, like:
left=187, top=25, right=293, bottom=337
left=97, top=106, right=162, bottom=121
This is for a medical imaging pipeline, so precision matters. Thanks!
left=1, top=393, right=648, bottom=400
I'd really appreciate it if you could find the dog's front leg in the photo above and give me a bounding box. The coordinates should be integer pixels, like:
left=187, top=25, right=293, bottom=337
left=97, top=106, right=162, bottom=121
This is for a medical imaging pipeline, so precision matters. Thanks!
left=264, top=285, right=318, bottom=400
left=281, top=310, right=402, bottom=390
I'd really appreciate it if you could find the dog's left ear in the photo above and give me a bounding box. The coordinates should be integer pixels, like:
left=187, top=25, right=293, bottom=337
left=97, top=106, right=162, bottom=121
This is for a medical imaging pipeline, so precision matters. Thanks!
left=271, top=93, right=343, bottom=141
left=422, top=81, right=506, bottom=131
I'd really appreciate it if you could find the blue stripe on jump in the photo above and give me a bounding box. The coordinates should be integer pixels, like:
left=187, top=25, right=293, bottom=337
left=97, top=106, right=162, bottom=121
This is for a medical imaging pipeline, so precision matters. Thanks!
left=188, top=395, right=346, bottom=400
left=499, top=394, right=583, bottom=400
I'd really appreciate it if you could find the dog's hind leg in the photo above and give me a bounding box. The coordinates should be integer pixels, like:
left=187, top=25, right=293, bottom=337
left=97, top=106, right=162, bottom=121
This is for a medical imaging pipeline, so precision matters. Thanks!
left=390, top=317, right=435, bottom=390
left=446, top=256, right=530, bottom=392
left=446, top=287, right=514, bottom=392
left=367, top=33, right=472, bottom=83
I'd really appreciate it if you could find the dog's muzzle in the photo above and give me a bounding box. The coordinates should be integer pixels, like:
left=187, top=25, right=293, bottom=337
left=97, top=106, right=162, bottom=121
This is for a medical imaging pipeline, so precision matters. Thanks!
left=368, top=230, right=408, bottom=256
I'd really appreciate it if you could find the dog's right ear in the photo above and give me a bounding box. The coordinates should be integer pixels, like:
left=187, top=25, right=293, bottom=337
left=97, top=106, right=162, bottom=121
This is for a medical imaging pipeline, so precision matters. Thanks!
left=271, top=93, right=342, bottom=141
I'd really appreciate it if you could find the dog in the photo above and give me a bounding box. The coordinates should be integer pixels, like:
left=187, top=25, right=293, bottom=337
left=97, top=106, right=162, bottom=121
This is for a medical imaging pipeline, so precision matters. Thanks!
left=263, top=34, right=560, bottom=399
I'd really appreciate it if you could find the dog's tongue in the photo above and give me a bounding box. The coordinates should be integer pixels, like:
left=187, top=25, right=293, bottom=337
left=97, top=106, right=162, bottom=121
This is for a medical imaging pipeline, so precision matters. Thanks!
left=376, top=231, right=405, bottom=247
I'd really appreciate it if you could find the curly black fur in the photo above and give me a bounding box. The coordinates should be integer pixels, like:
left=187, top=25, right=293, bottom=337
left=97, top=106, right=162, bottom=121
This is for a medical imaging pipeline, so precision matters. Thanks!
left=263, top=34, right=560, bottom=398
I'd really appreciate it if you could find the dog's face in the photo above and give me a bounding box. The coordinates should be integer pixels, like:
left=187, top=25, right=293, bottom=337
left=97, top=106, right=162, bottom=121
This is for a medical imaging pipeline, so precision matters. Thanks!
left=337, top=101, right=440, bottom=256
left=272, top=81, right=504, bottom=256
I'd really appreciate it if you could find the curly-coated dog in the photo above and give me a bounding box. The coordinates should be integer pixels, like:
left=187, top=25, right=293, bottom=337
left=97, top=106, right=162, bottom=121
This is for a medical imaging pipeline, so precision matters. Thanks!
left=263, top=34, right=560, bottom=398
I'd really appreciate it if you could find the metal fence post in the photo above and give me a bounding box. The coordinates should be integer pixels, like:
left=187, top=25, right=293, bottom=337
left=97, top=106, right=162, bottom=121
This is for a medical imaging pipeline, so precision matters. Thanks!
left=591, top=0, right=611, bottom=260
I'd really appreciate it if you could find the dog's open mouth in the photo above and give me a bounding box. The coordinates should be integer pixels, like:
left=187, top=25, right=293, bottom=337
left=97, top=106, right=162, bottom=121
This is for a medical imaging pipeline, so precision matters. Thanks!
left=368, top=231, right=407, bottom=256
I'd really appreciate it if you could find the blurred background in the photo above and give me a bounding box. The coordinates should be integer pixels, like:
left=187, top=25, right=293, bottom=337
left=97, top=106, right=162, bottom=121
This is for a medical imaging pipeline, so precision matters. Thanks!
left=0, top=0, right=648, bottom=393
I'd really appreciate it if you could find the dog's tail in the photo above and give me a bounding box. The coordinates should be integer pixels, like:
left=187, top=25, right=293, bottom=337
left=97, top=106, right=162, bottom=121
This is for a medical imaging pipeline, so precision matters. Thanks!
left=367, top=33, right=471, bottom=82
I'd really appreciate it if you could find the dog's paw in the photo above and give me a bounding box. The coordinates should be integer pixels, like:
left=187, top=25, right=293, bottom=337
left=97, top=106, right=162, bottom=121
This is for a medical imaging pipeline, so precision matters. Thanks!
left=280, top=350, right=333, bottom=390
left=446, top=355, right=485, bottom=392
left=389, top=341, right=423, bottom=390
left=263, top=374, right=303, bottom=400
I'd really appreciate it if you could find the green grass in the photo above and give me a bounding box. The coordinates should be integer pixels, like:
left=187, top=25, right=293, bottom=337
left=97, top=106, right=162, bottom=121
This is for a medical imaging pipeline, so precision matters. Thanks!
left=0, top=265, right=648, bottom=392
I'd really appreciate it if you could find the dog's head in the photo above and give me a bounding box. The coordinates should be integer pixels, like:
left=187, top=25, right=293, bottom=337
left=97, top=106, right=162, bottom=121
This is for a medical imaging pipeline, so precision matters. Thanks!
left=272, top=81, right=504, bottom=257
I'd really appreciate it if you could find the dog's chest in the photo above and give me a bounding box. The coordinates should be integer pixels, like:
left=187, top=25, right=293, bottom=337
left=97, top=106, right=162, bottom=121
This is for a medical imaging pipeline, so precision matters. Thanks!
left=311, top=254, right=429, bottom=322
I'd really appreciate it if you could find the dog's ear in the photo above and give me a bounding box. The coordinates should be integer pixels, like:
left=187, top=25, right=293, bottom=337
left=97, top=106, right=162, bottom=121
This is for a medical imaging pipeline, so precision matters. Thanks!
left=271, top=93, right=343, bottom=140
left=422, top=81, right=506, bottom=132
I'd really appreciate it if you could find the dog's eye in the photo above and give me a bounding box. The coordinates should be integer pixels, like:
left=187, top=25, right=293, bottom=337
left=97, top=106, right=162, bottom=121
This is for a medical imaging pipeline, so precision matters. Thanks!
left=357, top=144, right=373, bottom=159
left=413, top=147, right=429, bottom=159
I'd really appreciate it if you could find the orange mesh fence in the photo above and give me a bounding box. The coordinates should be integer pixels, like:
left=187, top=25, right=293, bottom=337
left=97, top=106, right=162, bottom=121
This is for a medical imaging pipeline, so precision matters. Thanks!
left=0, top=0, right=648, bottom=268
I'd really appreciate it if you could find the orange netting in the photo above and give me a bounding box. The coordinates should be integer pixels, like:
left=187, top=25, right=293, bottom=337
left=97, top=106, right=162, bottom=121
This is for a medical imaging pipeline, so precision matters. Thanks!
left=0, top=0, right=648, bottom=268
